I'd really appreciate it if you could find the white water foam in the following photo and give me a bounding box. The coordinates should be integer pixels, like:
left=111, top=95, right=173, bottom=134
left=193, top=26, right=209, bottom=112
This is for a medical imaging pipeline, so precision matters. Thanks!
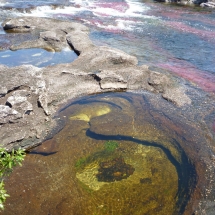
left=82, top=19, right=138, bottom=32
left=20, top=0, right=150, bottom=19
left=23, top=5, right=85, bottom=17
left=0, top=0, right=158, bottom=34
left=125, top=0, right=150, bottom=17
left=0, top=8, right=23, bottom=19
left=0, top=2, right=10, bottom=7
left=91, top=0, right=149, bottom=18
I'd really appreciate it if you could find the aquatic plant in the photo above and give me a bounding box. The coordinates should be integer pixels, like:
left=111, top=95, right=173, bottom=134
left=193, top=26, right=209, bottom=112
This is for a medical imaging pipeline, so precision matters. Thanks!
left=75, top=157, right=87, bottom=169
left=0, top=148, right=26, bottom=210
left=104, top=141, right=119, bottom=152
left=75, top=141, right=119, bottom=170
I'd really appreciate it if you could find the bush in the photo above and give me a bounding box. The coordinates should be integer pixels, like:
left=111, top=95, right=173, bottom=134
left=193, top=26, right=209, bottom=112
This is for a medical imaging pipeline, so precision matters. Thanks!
left=0, top=148, right=26, bottom=210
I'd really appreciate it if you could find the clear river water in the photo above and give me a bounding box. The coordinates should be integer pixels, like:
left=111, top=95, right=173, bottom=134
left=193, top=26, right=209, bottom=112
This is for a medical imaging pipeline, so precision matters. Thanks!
left=0, top=0, right=215, bottom=215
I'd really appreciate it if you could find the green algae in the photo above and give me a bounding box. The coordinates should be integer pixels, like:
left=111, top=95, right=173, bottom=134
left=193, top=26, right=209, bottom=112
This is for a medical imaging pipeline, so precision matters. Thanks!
left=104, top=141, right=119, bottom=152
left=75, top=157, right=87, bottom=169
left=75, top=140, right=119, bottom=171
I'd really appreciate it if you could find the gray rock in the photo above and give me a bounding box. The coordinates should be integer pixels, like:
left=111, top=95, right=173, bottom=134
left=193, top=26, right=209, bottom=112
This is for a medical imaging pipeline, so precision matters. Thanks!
left=66, top=32, right=95, bottom=54
left=93, top=70, right=128, bottom=90
left=3, top=17, right=88, bottom=33
left=40, top=31, right=61, bottom=42
left=9, top=39, right=45, bottom=51
left=0, top=17, right=192, bottom=150
left=0, top=65, right=43, bottom=94
left=36, top=80, right=46, bottom=90
left=148, top=71, right=170, bottom=93
left=71, top=46, right=138, bottom=72
left=38, top=93, right=50, bottom=116
left=39, top=30, right=68, bottom=51
left=3, top=17, right=90, bottom=52
left=201, top=1, right=215, bottom=7
left=0, top=87, right=7, bottom=98
left=162, top=87, right=192, bottom=107
left=0, top=105, right=22, bottom=124
left=19, top=101, right=33, bottom=114
left=189, top=0, right=207, bottom=4
left=154, top=0, right=208, bottom=5
left=7, top=90, right=29, bottom=106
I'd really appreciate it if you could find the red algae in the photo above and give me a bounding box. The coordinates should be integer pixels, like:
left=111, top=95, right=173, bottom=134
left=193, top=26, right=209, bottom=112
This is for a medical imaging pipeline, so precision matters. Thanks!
left=165, top=21, right=215, bottom=42
left=159, top=10, right=183, bottom=20
left=158, top=62, right=215, bottom=92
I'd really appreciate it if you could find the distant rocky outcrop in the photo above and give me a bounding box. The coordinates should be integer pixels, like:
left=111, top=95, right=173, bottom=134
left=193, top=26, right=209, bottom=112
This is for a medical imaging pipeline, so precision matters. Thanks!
left=155, top=0, right=215, bottom=7
left=200, top=1, right=215, bottom=7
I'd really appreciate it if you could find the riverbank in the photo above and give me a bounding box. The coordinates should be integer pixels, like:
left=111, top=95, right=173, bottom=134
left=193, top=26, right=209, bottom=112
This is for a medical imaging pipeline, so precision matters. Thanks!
left=0, top=17, right=192, bottom=150
left=0, top=17, right=215, bottom=214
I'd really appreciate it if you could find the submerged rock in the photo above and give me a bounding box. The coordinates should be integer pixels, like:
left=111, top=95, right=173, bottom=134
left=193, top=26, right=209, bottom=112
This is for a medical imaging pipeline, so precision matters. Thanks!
left=140, top=178, right=152, bottom=184
left=96, top=157, right=135, bottom=182
left=162, top=86, right=192, bottom=107
left=70, top=104, right=111, bottom=122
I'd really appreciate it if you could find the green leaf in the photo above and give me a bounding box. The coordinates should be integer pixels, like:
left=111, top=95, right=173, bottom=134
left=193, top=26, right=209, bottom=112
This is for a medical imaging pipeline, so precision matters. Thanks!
left=0, top=147, right=26, bottom=210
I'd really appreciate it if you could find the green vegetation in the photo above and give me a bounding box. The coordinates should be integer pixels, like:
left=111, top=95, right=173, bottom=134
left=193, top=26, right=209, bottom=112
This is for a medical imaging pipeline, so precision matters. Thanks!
left=75, top=141, right=119, bottom=171
left=78, top=180, right=93, bottom=194
left=104, top=141, right=119, bottom=152
left=75, top=157, right=87, bottom=169
left=0, top=148, right=26, bottom=210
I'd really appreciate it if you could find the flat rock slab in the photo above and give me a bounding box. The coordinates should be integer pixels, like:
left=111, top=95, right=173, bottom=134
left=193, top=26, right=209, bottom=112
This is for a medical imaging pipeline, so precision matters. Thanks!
left=0, top=17, right=192, bottom=150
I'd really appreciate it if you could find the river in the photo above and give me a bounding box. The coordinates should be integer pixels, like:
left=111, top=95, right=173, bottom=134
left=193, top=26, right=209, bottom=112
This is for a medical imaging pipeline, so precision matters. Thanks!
left=0, top=0, right=215, bottom=91
left=0, top=1, right=215, bottom=215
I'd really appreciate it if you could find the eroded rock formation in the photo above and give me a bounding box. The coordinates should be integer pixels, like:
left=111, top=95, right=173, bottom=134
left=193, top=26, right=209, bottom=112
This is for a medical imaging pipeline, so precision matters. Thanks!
left=0, top=17, right=191, bottom=150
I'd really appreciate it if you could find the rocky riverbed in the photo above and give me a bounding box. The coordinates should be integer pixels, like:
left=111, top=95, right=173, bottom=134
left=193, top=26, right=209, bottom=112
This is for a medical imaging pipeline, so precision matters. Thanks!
left=1, top=17, right=215, bottom=215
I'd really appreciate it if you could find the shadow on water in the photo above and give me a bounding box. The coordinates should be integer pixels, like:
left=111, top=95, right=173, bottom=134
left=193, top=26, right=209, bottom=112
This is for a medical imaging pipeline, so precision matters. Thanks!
left=59, top=92, right=130, bottom=113
left=29, top=151, right=58, bottom=156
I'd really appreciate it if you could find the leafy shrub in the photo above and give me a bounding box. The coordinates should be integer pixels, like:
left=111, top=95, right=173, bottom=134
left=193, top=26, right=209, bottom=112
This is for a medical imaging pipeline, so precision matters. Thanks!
left=0, top=148, right=26, bottom=210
